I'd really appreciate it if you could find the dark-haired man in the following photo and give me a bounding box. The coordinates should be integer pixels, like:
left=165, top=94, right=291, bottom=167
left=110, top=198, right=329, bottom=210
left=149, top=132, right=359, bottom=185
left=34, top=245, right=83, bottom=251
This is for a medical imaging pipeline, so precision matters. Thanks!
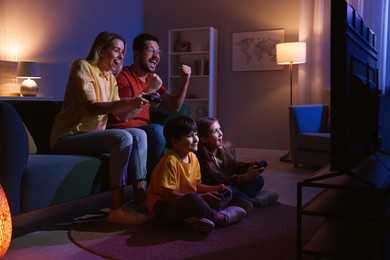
left=107, top=33, right=192, bottom=181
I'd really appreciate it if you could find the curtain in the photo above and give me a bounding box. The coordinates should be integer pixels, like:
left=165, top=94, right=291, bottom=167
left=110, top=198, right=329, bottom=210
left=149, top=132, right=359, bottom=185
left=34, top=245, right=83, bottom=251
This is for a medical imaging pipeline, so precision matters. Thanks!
left=298, top=0, right=330, bottom=105
left=298, top=0, right=389, bottom=103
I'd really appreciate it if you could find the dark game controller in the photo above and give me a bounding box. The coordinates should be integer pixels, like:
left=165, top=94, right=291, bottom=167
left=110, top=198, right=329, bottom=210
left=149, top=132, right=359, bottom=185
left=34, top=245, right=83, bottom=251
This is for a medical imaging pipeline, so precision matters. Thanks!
left=218, top=189, right=231, bottom=200
left=255, top=160, right=269, bottom=168
left=143, top=94, right=162, bottom=103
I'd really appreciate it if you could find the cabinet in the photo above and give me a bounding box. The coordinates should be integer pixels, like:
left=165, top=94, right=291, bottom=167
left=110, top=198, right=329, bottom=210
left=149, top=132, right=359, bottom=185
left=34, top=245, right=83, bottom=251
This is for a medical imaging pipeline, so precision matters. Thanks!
left=297, top=159, right=390, bottom=259
left=168, top=27, right=218, bottom=120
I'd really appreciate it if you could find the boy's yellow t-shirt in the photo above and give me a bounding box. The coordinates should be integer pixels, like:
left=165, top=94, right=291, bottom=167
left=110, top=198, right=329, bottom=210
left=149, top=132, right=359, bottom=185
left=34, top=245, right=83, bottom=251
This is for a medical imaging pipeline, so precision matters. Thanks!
left=147, top=149, right=201, bottom=215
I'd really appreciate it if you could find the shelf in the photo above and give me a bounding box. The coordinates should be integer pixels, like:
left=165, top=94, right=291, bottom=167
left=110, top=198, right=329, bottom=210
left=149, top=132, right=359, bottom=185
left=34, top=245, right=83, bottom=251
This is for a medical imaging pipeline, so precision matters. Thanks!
left=184, top=98, right=208, bottom=102
left=302, top=188, right=388, bottom=219
left=302, top=218, right=387, bottom=259
left=168, top=26, right=218, bottom=119
left=170, top=75, right=209, bottom=78
left=297, top=157, right=390, bottom=259
left=170, top=51, right=209, bottom=55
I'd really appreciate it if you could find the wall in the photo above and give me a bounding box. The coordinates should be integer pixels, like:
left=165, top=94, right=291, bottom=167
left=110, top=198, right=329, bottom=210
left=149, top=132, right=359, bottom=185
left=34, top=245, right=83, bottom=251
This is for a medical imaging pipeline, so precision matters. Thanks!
left=144, top=0, right=300, bottom=150
left=1, top=0, right=388, bottom=152
left=0, top=0, right=144, bottom=100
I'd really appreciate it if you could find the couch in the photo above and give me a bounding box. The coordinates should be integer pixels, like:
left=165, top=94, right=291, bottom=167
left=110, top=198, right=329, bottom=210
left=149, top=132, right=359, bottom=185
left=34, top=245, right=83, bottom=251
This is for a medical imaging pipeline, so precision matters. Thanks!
left=0, top=100, right=189, bottom=236
left=0, top=100, right=111, bottom=235
left=289, top=104, right=330, bottom=168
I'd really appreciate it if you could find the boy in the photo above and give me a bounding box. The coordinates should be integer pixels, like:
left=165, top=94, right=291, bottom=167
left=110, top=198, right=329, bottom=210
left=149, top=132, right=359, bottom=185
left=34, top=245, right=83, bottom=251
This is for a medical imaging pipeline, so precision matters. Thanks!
left=147, top=116, right=246, bottom=234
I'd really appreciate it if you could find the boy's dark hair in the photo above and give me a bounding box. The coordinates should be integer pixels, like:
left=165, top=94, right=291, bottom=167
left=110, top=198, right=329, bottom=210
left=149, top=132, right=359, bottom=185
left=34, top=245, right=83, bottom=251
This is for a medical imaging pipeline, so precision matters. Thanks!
left=164, top=116, right=197, bottom=149
left=196, top=116, right=218, bottom=138
left=133, top=33, right=160, bottom=52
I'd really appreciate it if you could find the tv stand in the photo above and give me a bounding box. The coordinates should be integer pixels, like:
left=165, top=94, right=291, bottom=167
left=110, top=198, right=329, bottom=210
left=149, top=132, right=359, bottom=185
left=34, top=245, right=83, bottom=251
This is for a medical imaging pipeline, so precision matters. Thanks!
left=297, top=157, right=390, bottom=259
left=304, top=168, right=375, bottom=187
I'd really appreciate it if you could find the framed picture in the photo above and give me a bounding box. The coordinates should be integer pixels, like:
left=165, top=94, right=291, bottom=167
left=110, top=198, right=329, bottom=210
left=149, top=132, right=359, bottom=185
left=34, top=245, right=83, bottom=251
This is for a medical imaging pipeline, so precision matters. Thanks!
left=232, top=29, right=284, bottom=71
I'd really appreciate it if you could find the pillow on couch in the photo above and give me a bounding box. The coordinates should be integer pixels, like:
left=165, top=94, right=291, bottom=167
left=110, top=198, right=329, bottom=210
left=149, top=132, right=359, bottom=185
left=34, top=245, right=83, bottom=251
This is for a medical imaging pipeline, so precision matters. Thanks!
left=23, top=123, right=37, bottom=154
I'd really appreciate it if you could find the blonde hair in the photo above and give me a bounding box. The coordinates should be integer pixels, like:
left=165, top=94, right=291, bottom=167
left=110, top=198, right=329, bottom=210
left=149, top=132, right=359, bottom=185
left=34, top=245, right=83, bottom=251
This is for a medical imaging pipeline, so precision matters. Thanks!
left=86, top=31, right=126, bottom=65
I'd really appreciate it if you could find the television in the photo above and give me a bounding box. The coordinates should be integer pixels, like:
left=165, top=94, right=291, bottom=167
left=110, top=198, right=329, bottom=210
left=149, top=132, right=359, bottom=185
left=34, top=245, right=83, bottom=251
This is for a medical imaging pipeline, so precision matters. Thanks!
left=329, top=0, right=380, bottom=176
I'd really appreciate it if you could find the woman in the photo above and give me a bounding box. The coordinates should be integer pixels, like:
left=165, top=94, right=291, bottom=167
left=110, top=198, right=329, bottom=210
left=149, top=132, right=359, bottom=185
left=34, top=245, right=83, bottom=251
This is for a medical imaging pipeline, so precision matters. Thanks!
left=50, top=31, right=150, bottom=225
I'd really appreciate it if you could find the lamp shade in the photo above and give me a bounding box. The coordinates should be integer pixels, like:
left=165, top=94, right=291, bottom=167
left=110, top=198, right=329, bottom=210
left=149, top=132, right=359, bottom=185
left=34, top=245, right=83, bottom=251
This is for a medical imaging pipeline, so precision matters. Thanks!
left=276, top=42, right=306, bottom=65
left=16, top=61, right=41, bottom=79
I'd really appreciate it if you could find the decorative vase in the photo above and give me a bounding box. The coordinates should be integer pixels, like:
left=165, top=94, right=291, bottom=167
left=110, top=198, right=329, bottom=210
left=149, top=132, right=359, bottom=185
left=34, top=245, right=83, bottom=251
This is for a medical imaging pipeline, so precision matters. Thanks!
left=0, top=184, right=12, bottom=258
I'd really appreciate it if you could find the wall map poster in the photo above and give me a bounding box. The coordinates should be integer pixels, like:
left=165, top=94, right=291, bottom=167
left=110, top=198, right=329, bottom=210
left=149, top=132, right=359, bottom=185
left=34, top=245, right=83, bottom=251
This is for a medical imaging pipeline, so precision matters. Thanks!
left=232, top=29, right=284, bottom=71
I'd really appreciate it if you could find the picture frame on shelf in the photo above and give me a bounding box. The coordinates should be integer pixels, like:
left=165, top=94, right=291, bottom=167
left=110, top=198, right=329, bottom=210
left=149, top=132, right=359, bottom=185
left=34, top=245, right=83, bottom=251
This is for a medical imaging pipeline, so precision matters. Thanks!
left=232, top=29, right=284, bottom=72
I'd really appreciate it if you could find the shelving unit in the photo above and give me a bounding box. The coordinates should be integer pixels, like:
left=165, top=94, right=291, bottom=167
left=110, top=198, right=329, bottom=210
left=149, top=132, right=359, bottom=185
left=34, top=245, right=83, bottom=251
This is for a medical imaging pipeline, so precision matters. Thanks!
left=168, top=27, right=218, bottom=120
left=297, top=158, right=390, bottom=259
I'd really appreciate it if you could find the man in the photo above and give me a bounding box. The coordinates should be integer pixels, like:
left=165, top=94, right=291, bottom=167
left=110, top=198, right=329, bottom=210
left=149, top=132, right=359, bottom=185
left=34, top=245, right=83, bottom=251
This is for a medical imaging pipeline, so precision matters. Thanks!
left=107, top=33, right=192, bottom=181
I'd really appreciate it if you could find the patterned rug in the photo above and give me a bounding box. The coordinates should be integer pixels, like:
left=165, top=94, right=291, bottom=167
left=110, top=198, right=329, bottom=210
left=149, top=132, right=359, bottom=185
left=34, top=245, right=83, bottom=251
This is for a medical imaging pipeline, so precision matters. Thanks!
left=68, top=202, right=323, bottom=260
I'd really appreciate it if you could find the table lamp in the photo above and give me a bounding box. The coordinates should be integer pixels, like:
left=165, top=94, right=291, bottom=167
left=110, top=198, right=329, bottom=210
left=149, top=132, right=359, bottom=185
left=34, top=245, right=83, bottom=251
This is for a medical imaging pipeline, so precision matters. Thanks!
left=276, top=42, right=306, bottom=162
left=16, top=61, right=41, bottom=97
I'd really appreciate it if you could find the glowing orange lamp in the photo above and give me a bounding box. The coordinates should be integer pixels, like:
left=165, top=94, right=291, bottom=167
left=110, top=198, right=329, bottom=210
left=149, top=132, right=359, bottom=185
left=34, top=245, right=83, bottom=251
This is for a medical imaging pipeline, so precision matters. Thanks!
left=0, top=184, right=12, bottom=258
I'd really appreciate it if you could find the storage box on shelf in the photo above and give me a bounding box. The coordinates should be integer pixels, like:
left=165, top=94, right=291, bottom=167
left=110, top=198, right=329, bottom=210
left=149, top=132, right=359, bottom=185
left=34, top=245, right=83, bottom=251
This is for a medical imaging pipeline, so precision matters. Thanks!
left=297, top=158, right=390, bottom=259
left=168, top=27, right=218, bottom=120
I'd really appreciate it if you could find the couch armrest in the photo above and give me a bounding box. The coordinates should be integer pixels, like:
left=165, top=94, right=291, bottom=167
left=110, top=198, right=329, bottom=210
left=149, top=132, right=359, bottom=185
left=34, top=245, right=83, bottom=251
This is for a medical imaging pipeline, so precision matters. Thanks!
left=0, top=102, right=29, bottom=215
left=289, top=104, right=329, bottom=166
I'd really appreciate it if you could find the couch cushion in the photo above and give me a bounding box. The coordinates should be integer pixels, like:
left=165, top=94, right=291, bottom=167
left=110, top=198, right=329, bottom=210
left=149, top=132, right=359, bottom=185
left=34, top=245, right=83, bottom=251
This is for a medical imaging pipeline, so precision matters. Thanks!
left=21, top=154, right=108, bottom=213
left=298, top=133, right=331, bottom=152
left=23, top=123, right=37, bottom=153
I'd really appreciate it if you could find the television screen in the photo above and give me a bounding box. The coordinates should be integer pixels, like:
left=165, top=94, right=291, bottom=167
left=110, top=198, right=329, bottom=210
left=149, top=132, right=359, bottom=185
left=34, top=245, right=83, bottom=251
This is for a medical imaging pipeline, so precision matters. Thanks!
left=330, top=0, right=380, bottom=173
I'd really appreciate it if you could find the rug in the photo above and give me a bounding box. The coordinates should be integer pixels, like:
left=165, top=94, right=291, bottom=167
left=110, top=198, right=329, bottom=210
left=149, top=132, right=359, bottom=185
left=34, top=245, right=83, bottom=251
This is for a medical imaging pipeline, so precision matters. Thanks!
left=68, top=202, right=323, bottom=260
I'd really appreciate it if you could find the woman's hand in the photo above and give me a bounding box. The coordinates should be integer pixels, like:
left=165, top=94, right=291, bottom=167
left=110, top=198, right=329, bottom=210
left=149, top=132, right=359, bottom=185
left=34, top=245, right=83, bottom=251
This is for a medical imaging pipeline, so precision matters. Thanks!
left=125, top=95, right=148, bottom=110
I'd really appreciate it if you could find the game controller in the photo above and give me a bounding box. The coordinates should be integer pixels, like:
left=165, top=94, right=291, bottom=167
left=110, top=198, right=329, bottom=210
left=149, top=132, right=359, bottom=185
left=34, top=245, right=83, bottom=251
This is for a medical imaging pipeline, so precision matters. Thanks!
left=256, top=160, right=269, bottom=168
left=143, top=94, right=162, bottom=103
left=218, top=189, right=231, bottom=200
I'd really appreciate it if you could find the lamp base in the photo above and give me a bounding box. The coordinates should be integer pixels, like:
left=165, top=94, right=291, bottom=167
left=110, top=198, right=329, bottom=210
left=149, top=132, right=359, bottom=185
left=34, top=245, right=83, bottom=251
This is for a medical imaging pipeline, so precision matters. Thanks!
left=20, top=79, right=38, bottom=97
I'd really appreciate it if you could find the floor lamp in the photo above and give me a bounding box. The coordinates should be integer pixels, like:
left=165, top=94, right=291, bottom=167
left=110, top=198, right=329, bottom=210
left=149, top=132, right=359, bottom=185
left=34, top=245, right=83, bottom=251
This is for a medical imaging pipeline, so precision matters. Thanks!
left=276, top=42, right=306, bottom=162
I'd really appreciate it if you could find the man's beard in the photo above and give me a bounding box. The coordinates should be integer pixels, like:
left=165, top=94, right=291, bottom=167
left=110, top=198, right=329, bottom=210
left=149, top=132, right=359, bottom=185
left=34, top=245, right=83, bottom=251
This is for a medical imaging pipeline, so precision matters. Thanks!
left=140, top=60, right=155, bottom=73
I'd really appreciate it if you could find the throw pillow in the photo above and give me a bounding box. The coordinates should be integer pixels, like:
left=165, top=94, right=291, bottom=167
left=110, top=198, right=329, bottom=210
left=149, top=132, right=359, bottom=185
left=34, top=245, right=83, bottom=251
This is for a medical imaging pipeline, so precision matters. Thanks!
left=23, top=123, right=37, bottom=154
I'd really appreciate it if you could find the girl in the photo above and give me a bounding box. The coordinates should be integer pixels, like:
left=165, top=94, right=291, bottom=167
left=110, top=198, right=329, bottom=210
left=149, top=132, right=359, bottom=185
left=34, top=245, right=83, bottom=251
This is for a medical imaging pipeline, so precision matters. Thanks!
left=196, top=117, right=279, bottom=211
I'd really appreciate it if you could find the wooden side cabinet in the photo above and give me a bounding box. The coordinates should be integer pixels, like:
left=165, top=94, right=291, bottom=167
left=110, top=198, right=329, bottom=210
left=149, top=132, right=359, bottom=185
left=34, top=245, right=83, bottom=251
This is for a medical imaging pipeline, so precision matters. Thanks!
left=168, top=27, right=218, bottom=120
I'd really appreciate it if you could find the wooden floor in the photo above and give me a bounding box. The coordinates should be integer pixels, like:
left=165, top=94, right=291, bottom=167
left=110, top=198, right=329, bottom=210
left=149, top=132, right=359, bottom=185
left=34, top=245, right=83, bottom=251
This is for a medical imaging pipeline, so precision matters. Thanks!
left=4, top=149, right=322, bottom=260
